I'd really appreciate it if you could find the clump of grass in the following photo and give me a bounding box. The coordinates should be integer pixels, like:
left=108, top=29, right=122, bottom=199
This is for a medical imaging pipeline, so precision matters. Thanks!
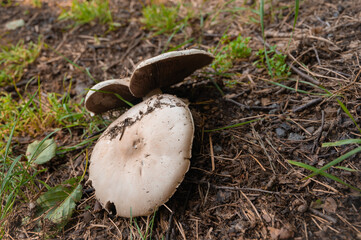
left=0, top=91, right=43, bottom=235
left=254, top=45, right=290, bottom=78
left=141, top=3, right=192, bottom=35
left=211, top=35, right=252, bottom=73
left=31, top=0, right=41, bottom=8
left=58, top=0, right=115, bottom=28
left=0, top=39, right=42, bottom=86
left=129, top=210, right=157, bottom=240
left=0, top=88, right=105, bottom=156
left=0, top=88, right=107, bottom=233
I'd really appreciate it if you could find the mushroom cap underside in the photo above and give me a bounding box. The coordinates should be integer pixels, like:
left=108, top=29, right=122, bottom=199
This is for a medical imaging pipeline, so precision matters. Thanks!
left=130, top=49, right=214, bottom=98
left=85, top=78, right=136, bottom=115
left=89, top=94, right=194, bottom=217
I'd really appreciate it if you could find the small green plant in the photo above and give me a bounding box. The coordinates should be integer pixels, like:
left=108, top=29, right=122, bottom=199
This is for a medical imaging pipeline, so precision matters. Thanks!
left=211, top=35, right=252, bottom=73
left=58, top=0, right=115, bottom=28
left=254, top=45, right=290, bottom=78
left=141, top=3, right=192, bottom=35
left=0, top=39, right=42, bottom=86
left=31, top=0, right=41, bottom=8
left=0, top=0, right=12, bottom=7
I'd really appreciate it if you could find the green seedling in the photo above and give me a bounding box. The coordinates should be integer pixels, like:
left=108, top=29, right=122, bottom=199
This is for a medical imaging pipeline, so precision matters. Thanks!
left=0, top=39, right=42, bottom=86
left=259, top=0, right=299, bottom=76
left=58, top=0, right=116, bottom=29
left=254, top=45, right=290, bottom=78
left=211, top=35, right=252, bottom=74
left=141, top=3, right=192, bottom=36
left=31, top=0, right=41, bottom=8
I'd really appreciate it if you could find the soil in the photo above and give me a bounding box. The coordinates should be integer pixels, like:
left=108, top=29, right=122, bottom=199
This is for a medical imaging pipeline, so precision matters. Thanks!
left=1, top=0, right=361, bottom=239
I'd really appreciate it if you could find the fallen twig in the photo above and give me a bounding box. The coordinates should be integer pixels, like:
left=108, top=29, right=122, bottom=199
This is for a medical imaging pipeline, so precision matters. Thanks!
left=312, top=110, right=325, bottom=153
left=292, top=98, right=322, bottom=113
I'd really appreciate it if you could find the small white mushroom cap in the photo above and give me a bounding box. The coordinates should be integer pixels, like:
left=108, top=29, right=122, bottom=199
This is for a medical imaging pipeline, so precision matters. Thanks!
left=89, top=94, right=194, bottom=217
left=85, top=78, right=137, bottom=115
left=130, top=49, right=214, bottom=98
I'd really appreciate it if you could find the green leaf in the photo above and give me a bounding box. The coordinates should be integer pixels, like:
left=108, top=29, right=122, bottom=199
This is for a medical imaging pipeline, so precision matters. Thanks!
left=26, top=138, right=57, bottom=164
left=36, top=177, right=82, bottom=224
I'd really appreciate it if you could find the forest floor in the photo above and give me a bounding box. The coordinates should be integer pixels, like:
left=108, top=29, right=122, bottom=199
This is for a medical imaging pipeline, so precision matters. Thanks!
left=1, top=0, right=361, bottom=239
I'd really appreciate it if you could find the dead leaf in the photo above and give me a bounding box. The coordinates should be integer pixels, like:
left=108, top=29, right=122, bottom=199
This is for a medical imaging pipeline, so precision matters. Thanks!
left=279, top=224, right=295, bottom=239
left=322, top=197, right=337, bottom=213
left=268, top=227, right=281, bottom=239
left=268, top=224, right=295, bottom=240
left=262, top=209, right=272, bottom=223
left=261, top=98, right=270, bottom=106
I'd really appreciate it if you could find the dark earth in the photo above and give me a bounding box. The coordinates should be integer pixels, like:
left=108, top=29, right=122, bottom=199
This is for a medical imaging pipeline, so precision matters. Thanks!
left=1, top=0, right=361, bottom=239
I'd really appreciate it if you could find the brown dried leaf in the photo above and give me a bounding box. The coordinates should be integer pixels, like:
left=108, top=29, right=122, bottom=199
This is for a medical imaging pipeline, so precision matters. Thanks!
left=322, top=197, right=337, bottom=213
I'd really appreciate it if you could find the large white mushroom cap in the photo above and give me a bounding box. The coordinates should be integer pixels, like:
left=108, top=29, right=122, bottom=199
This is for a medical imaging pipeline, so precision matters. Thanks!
left=89, top=94, right=194, bottom=217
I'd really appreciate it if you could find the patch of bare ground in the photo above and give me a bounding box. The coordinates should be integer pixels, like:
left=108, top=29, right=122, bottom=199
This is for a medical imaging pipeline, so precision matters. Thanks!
left=1, top=0, right=361, bottom=239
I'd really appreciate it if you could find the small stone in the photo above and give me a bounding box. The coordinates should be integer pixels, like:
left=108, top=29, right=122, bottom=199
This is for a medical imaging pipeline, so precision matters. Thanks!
left=18, top=233, right=26, bottom=239
left=82, top=211, right=92, bottom=224
left=306, top=126, right=315, bottom=134
left=94, top=200, right=102, bottom=212
left=5, top=19, right=25, bottom=30
left=29, top=202, right=36, bottom=210
left=269, top=109, right=278, bottom=115
left=280, top=122, right=291, bottom=131
left=297, top=204, right=308, bottom=213
left=213, top=145, right=222, bottom=153
left=288, top=133, right=305, bottom=141
left=276, top=128, right=286, bottom=138
left=216, top=190, right=232, bottom=203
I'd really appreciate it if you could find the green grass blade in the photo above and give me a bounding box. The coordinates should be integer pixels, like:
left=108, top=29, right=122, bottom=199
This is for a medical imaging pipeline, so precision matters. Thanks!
left=259, top=0, right=274, bottom=78
left=3, top=90, right=38, bottom=167
left=0, top=155, right=22, bottom=193
left=288, top=160, right=360, bottom=191
left=322, top=139, right=361, bottom=147
left=306, top=146, right=361, bottom=179
left=287, top=0, right=299, bottom=49
left=335, top=166, right=359, bottom=172
left=336, top=98, right=361, bottom=133
left=205, top=118, right=260, bottom=132
left=47, top=44, right=97, bottom=83
left=86, top=88, right=134, bottom=107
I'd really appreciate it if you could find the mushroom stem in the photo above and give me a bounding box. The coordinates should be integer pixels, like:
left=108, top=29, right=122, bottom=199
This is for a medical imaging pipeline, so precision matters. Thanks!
left=143, top=88, right=163, bottom=100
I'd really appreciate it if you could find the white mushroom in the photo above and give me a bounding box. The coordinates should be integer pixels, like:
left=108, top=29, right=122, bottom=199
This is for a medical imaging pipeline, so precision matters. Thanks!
left=85, top=78, right=137, bottom=115
left=89, top=94, right=194, bottom=217
left=130, top=49, right=214, bottom=98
